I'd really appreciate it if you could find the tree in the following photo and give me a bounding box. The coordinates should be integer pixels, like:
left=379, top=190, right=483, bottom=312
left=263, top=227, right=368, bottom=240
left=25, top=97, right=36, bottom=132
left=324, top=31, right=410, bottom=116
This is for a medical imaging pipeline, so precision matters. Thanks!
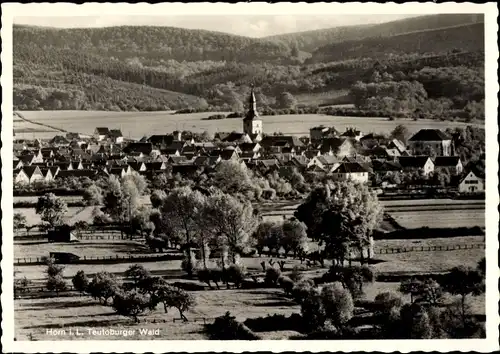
left=124, top=264, right=151, bottom=285
left=276, top=91, right=297, bottom=109
left=150, top=189, right=167, bottom=208
left=281, top=217, right=308, bottom=257
left=295, top=181, right=382, bottom=265
left=112, top=289, right=151, bottom=323
left=399, top=303, right=433, bottom=339
left=87, top=271, right=119, bottom=304
left=46, top=274, right=67, bottom=295
left=161, top=186, right=206, bottom=277
left=441, top=266, right=484, bottom=327
left=251, top=221, right=277, bottom=255
left=72, top=270, right=89, bottom=294
left=390, top=124, right=409, bottom=144
left=123, top=171, right=148, bottom=195
left=321, top=283, right=354, bottom=332
left=213, top=160, right=254, bottom=196
left=204, top=191, right=257, bottom=263
left=36, top=193, right=68, bottom=229
left=301, top=287, right=327, bottom=330
left=14, top=212, right=27, bottom=236
left=82, top=183, right=103, bottom=206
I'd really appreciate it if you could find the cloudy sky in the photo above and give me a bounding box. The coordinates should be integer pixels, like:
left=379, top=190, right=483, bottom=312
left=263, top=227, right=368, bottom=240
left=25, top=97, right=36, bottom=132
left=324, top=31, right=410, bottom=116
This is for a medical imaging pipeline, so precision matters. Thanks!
left=14, top=14, right=417, bottom=37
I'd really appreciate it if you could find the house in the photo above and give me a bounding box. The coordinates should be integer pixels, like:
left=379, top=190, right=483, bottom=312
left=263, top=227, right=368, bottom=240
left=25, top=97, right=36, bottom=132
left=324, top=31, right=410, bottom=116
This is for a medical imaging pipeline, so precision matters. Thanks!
left=398, top=156, right=435, bottom=176
left=128, top=162, right=147, bottom=172
left=260, top=136, right=305, bottom=151
left=238, top=142, right=261, bottom=153
left=433, top=156, right=463, bottom=175
left=123, top=142, right=160, bottom=157
left=109, top=129, right=124, bottom=144
left=310, top=126, right=339, bottom=142
left=193, top=156, right=221, bottom=167
left=458, top=170, right=485, bottom=193
left=340, top=128, right=363, bottom=141
left=168, top=156, right=190, bottom=165
left=108, top=166, right=132, bottom=178
left=49, top=135, right=71, bottom=146
left=307, top=155, right=340, bottom=170
left=407, top=129, right=453, bottom=156
left=13, top=160, right=23, bottom=170
left=147, top=134, right=176, bottom=148
left=319, top=137, right=357, bottom=157
left=56, top=169, right=99, bottom=180
left=330, top=162, right=371, bottom=183
left=359, top=133, right=388, bottom=150
left=220, top=132, right=253, bottom=144
left=94, top=127, right=111, bottom=141
left=15, top=166, right=44, bottom=184
left=220, top=147, right=239, bottom=161
left=70, top=161, right=84, bottom=170
left=145, top=162, right=167, bottom=172
left=368, top=146, right=401, bottom=160
left=40, top=168, right=54, bottom=182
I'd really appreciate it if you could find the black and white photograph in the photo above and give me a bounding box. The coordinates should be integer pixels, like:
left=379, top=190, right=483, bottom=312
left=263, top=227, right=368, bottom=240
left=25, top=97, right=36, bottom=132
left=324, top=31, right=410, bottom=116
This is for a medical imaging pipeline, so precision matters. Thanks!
left=1, top=2, right=498, bottom=352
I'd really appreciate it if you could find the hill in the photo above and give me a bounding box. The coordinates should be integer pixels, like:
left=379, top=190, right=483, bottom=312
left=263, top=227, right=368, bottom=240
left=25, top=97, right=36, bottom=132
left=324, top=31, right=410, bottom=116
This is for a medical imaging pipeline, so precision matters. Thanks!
left=308, top=22, right=485, bottom=63
left=13, top=25, right=292, bottom=64
left=267, top=14, right=484, bottom=53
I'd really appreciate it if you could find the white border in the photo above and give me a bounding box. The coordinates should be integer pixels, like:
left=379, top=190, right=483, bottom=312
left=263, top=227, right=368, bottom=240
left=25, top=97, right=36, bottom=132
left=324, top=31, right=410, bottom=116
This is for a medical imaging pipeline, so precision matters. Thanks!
left=2, top=3, right=498, bottom=353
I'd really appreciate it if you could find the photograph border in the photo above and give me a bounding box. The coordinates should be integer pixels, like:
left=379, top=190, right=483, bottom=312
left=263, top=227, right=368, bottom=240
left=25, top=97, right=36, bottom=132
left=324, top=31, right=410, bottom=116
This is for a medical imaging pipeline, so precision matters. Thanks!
left=2, top=2, right=498, bottom=352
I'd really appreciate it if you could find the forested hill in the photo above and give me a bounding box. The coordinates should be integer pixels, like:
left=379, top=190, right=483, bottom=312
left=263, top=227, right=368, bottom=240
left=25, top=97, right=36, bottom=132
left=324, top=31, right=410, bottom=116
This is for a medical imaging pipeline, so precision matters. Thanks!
left=13, top=25, right=292, bottom=64
left=266, top=14, right=484, bottom=53
left=307, top=22, right=485, bottom=63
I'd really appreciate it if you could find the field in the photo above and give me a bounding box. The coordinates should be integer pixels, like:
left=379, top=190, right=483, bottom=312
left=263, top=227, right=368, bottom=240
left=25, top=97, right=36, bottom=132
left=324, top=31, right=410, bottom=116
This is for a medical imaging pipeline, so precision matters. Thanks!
left=14, top=206, right=94, bottom=227
left=13, top=110, right=483, bottom=140
left=390, top=209, right=485, bottom=229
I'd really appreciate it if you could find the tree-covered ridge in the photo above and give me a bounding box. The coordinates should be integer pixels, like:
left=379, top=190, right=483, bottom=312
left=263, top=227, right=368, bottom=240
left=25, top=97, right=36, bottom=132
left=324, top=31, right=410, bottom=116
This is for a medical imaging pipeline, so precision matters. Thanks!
left=13, top=25, right=292, bottom=64
left=308, top=22, right=484, bottom=63
left=267, top=14, right=483, bottom=53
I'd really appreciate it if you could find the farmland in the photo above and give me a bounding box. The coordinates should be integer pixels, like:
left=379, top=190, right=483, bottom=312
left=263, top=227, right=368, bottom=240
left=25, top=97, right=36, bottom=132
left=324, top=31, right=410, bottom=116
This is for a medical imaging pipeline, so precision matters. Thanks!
left=13, top=110, right=482, bottom=140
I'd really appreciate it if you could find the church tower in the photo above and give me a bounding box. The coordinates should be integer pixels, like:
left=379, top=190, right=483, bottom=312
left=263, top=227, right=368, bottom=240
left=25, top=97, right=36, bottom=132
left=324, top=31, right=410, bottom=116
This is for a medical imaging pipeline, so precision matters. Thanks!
left=243, top=87, right=263, bottom=135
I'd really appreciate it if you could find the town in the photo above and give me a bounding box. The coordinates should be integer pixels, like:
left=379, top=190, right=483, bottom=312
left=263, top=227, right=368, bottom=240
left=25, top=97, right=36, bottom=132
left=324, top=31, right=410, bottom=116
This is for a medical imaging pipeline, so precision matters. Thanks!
left=13, top=89, right=486, bottom=341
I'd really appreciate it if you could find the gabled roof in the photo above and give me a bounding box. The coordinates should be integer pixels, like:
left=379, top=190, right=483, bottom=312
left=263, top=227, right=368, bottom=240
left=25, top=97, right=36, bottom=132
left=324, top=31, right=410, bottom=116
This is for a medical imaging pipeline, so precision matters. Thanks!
left=371, top=159, right=403, bottom=172
left=49, top=135, right=70, bottom=145
left=331, top=162, right=371, bottom=174
left=317, top=155, right=340, bottom=166
left=109, top=129, right=123, bottom=138
left=260, top=136, right=304, bottom=148
left=95, top=127, right=110, bottom=135
left=398, top=156, right=433, bottom=168
left=409, top=129, right=451, bottom=141
left=434, top=156, right=462, bottom=167
left=22, top=166, right=43, bottom=178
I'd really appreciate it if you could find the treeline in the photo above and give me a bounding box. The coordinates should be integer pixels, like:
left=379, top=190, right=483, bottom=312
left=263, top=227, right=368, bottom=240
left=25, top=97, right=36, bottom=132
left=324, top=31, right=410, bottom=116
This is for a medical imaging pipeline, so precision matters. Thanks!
left=349, top=65, right=484, bottom=120
left=13, top=25, right=292, bottom=64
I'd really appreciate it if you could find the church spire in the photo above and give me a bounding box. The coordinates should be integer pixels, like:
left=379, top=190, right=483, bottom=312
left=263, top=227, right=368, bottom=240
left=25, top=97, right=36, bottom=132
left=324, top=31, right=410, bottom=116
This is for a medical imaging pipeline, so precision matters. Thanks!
left=249, top=85, right=257, bottom=112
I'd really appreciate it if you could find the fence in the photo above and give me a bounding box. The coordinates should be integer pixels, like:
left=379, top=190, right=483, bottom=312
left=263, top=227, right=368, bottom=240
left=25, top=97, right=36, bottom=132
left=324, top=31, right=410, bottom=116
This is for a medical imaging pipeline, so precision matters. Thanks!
left=15, top=253, right=183, bottom=265
left=375, top=243, right=485, bottom=254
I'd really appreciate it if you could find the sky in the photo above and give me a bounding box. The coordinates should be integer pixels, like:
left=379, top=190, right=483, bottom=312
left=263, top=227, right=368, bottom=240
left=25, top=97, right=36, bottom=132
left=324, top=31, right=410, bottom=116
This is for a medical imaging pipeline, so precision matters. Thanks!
left=13, top=14, right=417, bottom=37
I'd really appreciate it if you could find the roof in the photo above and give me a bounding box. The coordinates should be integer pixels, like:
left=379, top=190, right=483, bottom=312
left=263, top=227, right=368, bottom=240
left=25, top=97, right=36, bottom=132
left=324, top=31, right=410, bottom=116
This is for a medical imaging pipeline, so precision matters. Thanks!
left=123, top=142, right=154, bottom=155
left=434, top=156, right=461, bottom=167
left=22, top=166, right=43, bottom=178
left=317, top=155, right=340, bottom=166
left=221, top=132, right=248, bottom=143
left=56, top=169, right=98, bottom=179
left=371, top=159, right=403, bottom=172
left=95, top=127, right=110, bottom=135
left=50, top=135, right=70, bottom=144
left=260, top=136, right=304, bottom=148
left=332, top=162, right=371, bottom=174
left=409, top=129, right=451, bottom=142
left=109, top=129, right=123, bottom=138
left=398, top=156, right=432, bottom=168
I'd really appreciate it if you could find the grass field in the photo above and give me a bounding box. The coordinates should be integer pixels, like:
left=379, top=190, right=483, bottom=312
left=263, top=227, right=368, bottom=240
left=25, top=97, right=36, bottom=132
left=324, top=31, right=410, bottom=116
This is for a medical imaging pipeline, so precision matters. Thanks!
left=13, top=110, right=483, bottom=140
left=14, top=206, right=94, bottom=226
left=14, top=280, right=484, bottom=341
left=375, top=236, right=485, bottom=250
left=390, top=209, right=485, bottom=228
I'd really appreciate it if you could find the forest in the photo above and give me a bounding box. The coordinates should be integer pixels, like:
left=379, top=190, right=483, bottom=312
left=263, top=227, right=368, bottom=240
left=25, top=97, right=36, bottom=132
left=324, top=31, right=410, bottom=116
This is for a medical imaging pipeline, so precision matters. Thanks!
left=12, top=14, right=485, bottom=120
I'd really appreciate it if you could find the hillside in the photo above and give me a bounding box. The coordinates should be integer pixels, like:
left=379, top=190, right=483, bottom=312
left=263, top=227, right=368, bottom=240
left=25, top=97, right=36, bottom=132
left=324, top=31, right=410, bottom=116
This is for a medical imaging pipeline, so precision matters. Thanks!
left=308, top=22, right=485, bottom=63
left=267, top=14, right=484, bottom=52
left=13, top=25, right=292, bottom=64
left=12, top=14, right=485, bottom=116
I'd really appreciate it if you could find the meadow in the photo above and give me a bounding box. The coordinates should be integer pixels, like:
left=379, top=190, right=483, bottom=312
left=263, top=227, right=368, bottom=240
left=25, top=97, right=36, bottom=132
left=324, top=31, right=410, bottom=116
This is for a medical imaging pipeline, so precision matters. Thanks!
left=13, top=110, right=482, bottom=140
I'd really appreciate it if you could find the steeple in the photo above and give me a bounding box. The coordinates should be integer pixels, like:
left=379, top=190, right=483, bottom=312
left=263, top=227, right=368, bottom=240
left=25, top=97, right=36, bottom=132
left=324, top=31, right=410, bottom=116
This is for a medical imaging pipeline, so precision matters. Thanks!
left=249, top=86, right=257, bottom=112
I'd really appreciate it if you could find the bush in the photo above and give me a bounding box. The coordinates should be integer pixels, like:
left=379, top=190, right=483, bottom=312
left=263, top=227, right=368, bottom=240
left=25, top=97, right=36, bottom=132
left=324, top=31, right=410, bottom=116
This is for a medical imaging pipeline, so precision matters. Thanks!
left=87, top=271, right=119, bottom=304
left=265, top=267, right=281, bottom=286
left=72, top=270, right=89, bottom=294
left=278, top=275, right=294, bottom=295
left=205, top=312, right=260, bottom=340
left=226, top=264, right=245, bottom=288
left=244, top=313, right=304, bottom=333
left=112, top=289, right=151, bottom=323
left=292, top=278, right=315, bottom=304
left=46, top=275, right=67, bottom=294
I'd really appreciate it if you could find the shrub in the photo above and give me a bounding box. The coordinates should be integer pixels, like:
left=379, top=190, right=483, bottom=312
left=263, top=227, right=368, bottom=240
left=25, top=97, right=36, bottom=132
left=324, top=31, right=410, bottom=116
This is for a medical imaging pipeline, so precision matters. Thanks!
left=87, top=271, right=119, bottom=304
left=292, top=278, right=315, bottom=304
left=278, top=275, right=294, bottom=295
left=124, top=264, right=151, bottom=285
left=321, top=283, right=354, bottom=331
left=226, top=264, right=245, bottom=289
left=46, top=275, right=67, bottom=294
left=72, top=270, right=89, bottom=294
left=205, top=312, right=260, bottom=340
left=290, top=265, right=305, bottom=283
left=265, top=267, right=281, bottom=286
left=244, top=313, right=304, bottom=333
left=300, top=287, right=326, bottom=331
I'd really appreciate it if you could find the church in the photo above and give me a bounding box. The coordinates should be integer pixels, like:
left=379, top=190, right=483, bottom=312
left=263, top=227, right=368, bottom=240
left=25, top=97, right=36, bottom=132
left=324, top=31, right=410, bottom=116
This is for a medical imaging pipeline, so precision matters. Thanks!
left=243, top=87, right=263, bottom=136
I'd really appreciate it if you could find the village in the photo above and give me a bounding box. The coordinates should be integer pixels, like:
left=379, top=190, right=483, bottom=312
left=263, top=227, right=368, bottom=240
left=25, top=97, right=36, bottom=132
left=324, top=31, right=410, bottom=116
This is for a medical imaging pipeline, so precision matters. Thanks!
left=13, top=90, right=485, bottom=194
